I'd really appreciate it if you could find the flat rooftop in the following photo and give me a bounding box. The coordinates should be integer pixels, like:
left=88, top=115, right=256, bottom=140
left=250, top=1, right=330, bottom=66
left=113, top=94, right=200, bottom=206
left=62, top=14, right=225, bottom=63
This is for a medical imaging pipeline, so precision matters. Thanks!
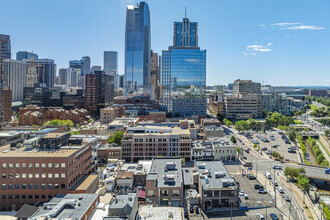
left=0, top=140, right=90, bottom=158
left=138, top=205, right=184, bottom=220
left=196, top=160, right=238, bottom=190
left=147, top=158, right=182, bottom=188
left=29, top=194, right=98, bottom=220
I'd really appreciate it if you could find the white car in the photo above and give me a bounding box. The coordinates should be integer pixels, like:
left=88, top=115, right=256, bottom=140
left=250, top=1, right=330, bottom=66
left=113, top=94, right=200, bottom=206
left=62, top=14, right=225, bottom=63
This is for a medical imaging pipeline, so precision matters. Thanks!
left=239, top=192, right=244, bottom=197
left=278, top=187, right=284, bottom=193
left=256, top=213, right=265, bottom=220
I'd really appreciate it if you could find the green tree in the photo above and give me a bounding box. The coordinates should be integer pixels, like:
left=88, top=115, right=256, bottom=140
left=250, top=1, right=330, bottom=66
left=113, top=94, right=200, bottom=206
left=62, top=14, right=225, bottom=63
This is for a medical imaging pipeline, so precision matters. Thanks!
left=230, top=136, right=237, bottom=144
left=325, top=129, right=330, bottom=137
left=288, top=130, right=296, bottom=142
left=109, top=131, right=124, bottom=145
left=235, top=120, right=250, bottom=132
left=298, top=174, right=311, bottom=192
left=247, top=118, right=256, bottom=131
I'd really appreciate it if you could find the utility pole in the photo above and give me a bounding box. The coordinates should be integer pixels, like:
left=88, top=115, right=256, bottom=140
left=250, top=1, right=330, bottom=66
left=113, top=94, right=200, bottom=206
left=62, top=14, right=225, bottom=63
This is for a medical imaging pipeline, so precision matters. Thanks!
left=274, top=168, right=277, bottom=208
left=289, top=201, right=292, bottom=220
left=230, top=201, right=233, bottom=220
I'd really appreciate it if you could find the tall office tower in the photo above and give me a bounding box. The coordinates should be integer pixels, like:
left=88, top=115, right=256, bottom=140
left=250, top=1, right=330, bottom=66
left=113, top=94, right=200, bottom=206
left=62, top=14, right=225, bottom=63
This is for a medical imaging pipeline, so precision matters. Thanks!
left=69, top=60, right=82, bottom=69
left=224, top=79, right=262, bottom=120
left=58, top=68, right=67, bottom=85
left=3, top=59, right=27, bottom=101
left=125, top=2, right=151, bottom=94
left=233, top=79, right=261, bottom=95
left=150, top=50, right=159, bottom=100
left=81, top=56, right=90, bottom=77
left=24, top=59, right=56, bottom=87
left=90, top=66, right=101, bottom=73
left=118, top=75, right=124, bottom=88
left=104, top=51, right=118, bottom=90
left=0, top=34, right=11, bottom=122
left=66, top=67, right=78, bottom=87
left=26, top=57, right=38, bottom=87
left=85, top=71, right=114, bottom=114
left=173, top=16, right=198, bottom=47
left=16, top=51, right=38, bottom=61
left=160, top=17, right=206, bottom=117
left=104, top=51, right=117, bottom=76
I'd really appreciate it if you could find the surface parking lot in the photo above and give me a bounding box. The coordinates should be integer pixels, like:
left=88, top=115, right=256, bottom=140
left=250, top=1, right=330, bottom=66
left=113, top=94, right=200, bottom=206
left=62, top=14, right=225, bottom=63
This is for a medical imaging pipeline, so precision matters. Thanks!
left=250, top=131, right=299, bottom=162
left=233, top=174, right=275, bottom=208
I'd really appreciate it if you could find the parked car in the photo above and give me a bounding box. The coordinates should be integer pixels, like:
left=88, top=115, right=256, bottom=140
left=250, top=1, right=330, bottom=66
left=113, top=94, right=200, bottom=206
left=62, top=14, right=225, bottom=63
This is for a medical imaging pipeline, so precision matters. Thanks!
left=239, top=192, right=244, bottom=197
left=274, top=181, right=278, bottom=187
left=273, top=165, right=282, bottom=170
left=244, top=194, right=249, bottom=199
left=261, top=147, right=268, bottom=151
left=242, top=155, right=247, bottom=159
left=324, top=168, right=330, bottom=174
left=266, top=150, right=273, bottom=155
left=266, top=172, right=272, bottom=179
left=254, top=184, right=263, bottom=190
left=258, top=189, right=267, bottom=194
left=243, top=162, right=252, bottom=167
left=256, top=213, right=265, bottom=220
left=278, top=187, right=284, bottom=194
left=195, top=207, right=200, bottom=214
left=270, top=136, right=275, bottom=141
left=284, top=194, right=291, bottom=202
left=245, top=149, right=250, bottom=153
left=248, top=174, right=256, bottom=180
left=270, top=213, right=279, bottom=220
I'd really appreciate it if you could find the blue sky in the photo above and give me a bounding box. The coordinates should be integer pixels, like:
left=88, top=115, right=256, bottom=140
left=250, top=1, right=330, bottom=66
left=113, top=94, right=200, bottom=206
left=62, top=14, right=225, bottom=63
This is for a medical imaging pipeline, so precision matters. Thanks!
left=1, top=0, right=330, bottom=86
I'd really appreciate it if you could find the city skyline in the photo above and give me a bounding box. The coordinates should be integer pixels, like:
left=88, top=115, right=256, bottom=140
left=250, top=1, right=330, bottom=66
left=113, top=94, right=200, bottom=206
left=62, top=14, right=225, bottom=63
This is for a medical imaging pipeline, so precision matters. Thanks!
left=1, top=0, right=330, bottom=86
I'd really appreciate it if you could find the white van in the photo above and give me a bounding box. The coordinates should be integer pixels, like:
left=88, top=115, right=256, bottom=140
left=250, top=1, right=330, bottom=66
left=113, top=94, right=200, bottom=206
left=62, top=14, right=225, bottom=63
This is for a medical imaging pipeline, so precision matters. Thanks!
left=266, top=172, right=272, bottom=179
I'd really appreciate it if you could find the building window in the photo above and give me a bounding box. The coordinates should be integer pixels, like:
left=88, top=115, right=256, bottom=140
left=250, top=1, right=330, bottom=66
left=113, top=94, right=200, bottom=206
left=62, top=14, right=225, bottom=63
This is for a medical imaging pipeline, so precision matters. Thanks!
left=2, top=195, right=6, bottom=199
left=28, top=184, right=33, bottom=189
left=22, top=184, right=26, bottom=189
left=29, top=163, right=33, bottom=168
left=2, top=163, right=6, bottom=168
left=61, top=163, right=66, bottom=168
left=15, top=163, right=20, bottom=168
left=61, top=173, right=66, bottom=178
left=172, top=190, right=180, bottom=196
left=54, top=184, right=59, bottom=189
left=8, top=173, right=13, bottom=179
left=22, top=173, right=26, bottom=178
left=28, top=174, right=33, bottom=178
left=48, top=173, right=52, bottom=178
left=15, top=173, right=19, bottom=178
left=54, top=173, right=59, bottom=178
left=172, top=199, right=181, bottom=207
left=55, top=163, right=59, bottom=168
left=8, top=184, right=12, bottom=189
left=35, top=163, right=39, bottom=168
left=41, top=194, right=46, bottom=199
left=22, top=163, right=26, bottom=168
left=42, top=174, right=46, bottom=178
left=41, top=184, right=46, bottom=189
left=15, top=194, right=19, bottom=199
left=48, top=184, right=52, bottom=189
left=2, top=174, right=6, bottom=179
left=35, top=184, right=39, bottom=189
left=22, top=194, right=26, bottom=199
left=2, top=184, right=6, bottom=189
left=35, top=194, right=39, bottom=199
left=48, top=163, right=52, bottom=168
left=61, top=184, right=66, bottom=189
left=35, top=173, right=39, bottom=178
left=147, top=190, right=154, bottom=197
left=42, top=163, right=46, bottom=168
left=15, top=184, right=19, bottom=189
left=9, top=163, right=13, bottom=168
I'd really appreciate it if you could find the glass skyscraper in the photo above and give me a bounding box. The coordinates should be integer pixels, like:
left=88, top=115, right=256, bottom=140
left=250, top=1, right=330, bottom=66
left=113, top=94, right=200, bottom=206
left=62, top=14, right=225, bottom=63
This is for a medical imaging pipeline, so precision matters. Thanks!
left=161, top=17, right=207, bottom=116
left=104, top=51, right=117, bottom=76
left=125, top=2, right=151, bottom=94
left=16, top=51, right=38, bottom=61
left=173, top=17, right=198, bottom=47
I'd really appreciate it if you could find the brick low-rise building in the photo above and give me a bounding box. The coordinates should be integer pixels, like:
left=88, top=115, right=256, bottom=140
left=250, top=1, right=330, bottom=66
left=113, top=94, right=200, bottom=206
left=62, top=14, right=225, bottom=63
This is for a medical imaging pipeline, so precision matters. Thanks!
left=121, top=126, right=192, bottom=162
left=196, top=161, right=239, bottom=210
left=19, top=105, right=89, bottom=126
left=146, top=158, right=184, bottom=207
left=0, top=134, right=94, bottom=211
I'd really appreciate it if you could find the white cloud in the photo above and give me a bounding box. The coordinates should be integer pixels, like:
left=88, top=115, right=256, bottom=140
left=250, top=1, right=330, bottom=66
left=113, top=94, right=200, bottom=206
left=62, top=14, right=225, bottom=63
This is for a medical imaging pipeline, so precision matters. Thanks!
left=245, top=43, right=272, bottom=55
left=325, top=79, right=330, bottom=82
left=271, top=22, right=325, bottom=30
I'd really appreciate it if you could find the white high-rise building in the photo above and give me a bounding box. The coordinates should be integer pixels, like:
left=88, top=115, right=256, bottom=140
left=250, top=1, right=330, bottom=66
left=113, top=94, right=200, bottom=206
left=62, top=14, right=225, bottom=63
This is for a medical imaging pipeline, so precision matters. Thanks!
left=3, top=59, right=27, bottom=101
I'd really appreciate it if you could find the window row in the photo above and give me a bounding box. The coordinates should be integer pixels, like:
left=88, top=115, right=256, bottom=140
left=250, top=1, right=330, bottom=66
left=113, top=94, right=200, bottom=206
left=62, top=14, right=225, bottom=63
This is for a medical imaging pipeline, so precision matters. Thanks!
left=2, top=162, right=66, bottom=168
left=2, top=173, right=66, bottom=179
left=1, top=183, right=66, bottom=190
left=2, top=194, right=55, bottom=200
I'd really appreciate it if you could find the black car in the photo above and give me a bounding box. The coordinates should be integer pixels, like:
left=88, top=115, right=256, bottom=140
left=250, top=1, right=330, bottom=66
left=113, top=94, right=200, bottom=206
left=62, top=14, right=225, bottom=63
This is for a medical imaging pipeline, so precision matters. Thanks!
left=248, top=174, right=256, bottom=180
left=254, top=184, right=263, bottom=189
